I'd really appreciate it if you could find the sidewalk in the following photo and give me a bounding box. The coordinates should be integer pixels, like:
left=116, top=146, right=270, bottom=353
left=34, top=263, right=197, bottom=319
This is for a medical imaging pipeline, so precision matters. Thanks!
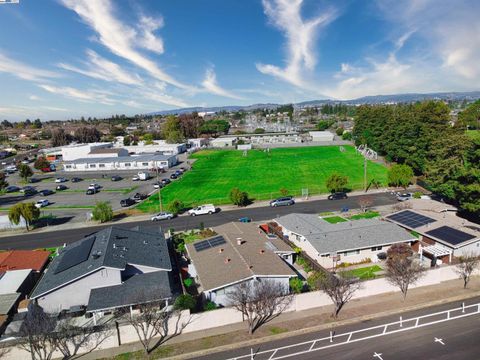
left=89, top=275, right=480, bottom=360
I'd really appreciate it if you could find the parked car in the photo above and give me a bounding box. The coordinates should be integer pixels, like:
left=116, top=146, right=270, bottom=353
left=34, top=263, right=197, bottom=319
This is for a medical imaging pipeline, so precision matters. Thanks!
left=137, top=172, right=150, bottom=181
left=35, top=199, right=50, bottom=208
left=151, top=212, right=174, bottom=221
left=270, top=196, right=295, bottom=207
left=188, top=204, right=216, bottom=216
left=41, top=167, right=54, bottom=173
left=396, top=193, right=412, bottom=201
left=71, top=177, right=82, bottom=183
left=55, top=177, right=67, bottom=183
left=111, top=175, right=122, bottom=182
left=56, top=184, right=68, bottom=191
left=174, top=170, right=182, bottom=176
left=132, top=175, right=140, bottom=181
left=86, top=188, right=98, bottom=195
left=88, top=183, right=101, bottom=190
left=120, top=198, right=136, bottom=207
left=5, top=165, right=17, bottom=172
left=5, top=185, right=20, bottom=193
left=39, top=189, right=55, bottom=196
left=24, top=189, right=37, bottom=197
left=170, top=173, right=178, bottom=180
left=153, top=182, right=163, bottom=189
left=328, top=192, right=348, bottom=200
left=238, top=217, right=251, bottom=223
left=131, top=193, right=147, bottom=202
left=161, top=178, right=171, bottom=185
left=20, top=186, right=35, bottom=193
left=28, top=177, right=40, bottom=183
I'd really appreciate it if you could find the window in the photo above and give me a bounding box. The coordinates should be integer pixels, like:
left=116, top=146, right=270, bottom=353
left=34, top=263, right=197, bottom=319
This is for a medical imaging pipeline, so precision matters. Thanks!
left=99, top=164, right=106, bottom=168
left=342, top=250, right=360, bottom=256
left=124, top=163, right=131, bottom=167
left=65, top=165, right=72, bottom=169
left=142, top=162, right=148, bottom=166
left=371, top=246, right=382, bottom=251
left=89, top=164, right=96, bottom=168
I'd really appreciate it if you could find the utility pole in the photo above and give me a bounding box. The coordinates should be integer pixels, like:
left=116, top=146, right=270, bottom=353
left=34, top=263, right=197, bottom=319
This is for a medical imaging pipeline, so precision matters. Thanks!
left=156, top=165, right=163, bottom=212
left=363, top=154, right=367, bottom=192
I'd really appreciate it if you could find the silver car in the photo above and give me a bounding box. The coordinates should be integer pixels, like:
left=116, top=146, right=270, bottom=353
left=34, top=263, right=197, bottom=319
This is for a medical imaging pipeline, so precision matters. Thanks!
left=151, top=212, right=174, bottom=221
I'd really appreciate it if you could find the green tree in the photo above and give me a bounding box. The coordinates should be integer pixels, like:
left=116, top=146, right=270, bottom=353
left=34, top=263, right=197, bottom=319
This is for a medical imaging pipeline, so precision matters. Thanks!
left=458, top=100, right=480, bottom=129
left=91, top=202, right=113, bottom=223
left=33, top=156, right=50, bottom=170
left=316, top=120, right=334, bottom=131
left=325, top=173, right=348, bottom=193
left=18, top=164, right=33, bottom=182
left=254, top=128, right=265, bottom=134
left=336, top=127, right=344, bottom=136
left=174, top=294, right=196, bottom=311
left=229, top=187, right=250, bottom=206
left=387, top=164, right=414, bottom=189
left=342, top=131, right=352, bottom=141
left=167, top=199, right=185, bottom=215
left=162, top=116, right=185, bottom=144
left=143, top=133, right=154, bottom=145
left=289, top=278, right=303, bottom=294
left=8, top=203, right=40, bottom=231
left=123, top=135, right=132, bottom=146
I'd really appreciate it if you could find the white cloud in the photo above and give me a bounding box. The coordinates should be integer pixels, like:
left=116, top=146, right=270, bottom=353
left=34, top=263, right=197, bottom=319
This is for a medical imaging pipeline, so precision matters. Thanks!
left=137, top=16, right=165, bottom=54
left=256, top=0, right=337, bottom=87
left=41, top=106, right=68, bottom=112
left=29, top=95, right=41, bottom=101
left=0, top=52, right=58, bottom=81
left=58, top=50, right=142, bottom=85
left=201, top=68, right=243, bottom=100
left=59, top=0, right=191, bottom=90
left=139, top=91, right=190, bottom=108
left=39, top=84, right=116, bottom=105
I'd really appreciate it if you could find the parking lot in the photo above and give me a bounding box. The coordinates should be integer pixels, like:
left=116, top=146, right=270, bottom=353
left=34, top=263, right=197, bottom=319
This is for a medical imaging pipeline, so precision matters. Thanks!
left=0, top=163, right=189, bottom=215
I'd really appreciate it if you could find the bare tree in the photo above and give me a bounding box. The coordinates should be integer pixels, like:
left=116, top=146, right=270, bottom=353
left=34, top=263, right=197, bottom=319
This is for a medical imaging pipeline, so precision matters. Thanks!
left=0, top=343, right=11, bottom=358
left=55, top=321, right=112, bottom=359
left=227, top=280, right=293, bottom=335
left=317, top=272, right=361, bottom=318
left=17, top=305, right=58, bottom=360
left=455, top=252, right=479, bottom=289
left=385, top=243, right=425, bottom=300
left=118, top=300, right=189, bottom=354
left=358, top=195, right=373, bottom=213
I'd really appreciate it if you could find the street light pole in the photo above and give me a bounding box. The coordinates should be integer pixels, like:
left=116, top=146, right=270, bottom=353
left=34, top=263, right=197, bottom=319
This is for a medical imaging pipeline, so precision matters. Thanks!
left=156, top=165, right=163, bottom=212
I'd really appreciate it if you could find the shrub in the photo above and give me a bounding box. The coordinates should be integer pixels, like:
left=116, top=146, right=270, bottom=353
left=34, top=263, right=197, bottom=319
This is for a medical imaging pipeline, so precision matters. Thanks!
left=297, top=256, right=313, bottom=273
left=388, top=164, right=413, bottom=188
left=413, top=191, right=422, bottom=199
left=289, top=278, right=304, bottom=294
left=326, top=172, right=349, bottom=193
left=307, top=271, right=326, bottom=290
left=204, top=301, right=217, bottom=311
left=229, top=187, right=250, bottom=207
left=174, top=294, right=196, bottom=310
left=91, top=202, right=113, bottom=223
left=279, top=187, right=289, bottom=196
left=342, top=131, right=352, bottom=141
left=183, top=278, right=194, bottom=288
left=336, top=127, right=344, bottom=136
left=167, top=199, right=185, bottom=215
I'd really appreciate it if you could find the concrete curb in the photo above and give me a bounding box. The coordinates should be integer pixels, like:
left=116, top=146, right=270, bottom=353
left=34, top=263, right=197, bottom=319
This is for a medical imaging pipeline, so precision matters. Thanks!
left=168, top=290, right=480, bottom=360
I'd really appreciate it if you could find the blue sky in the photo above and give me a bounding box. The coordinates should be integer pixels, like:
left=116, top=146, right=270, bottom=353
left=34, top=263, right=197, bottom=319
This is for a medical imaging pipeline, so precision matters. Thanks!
left=0, top=0, right=479, bottom=120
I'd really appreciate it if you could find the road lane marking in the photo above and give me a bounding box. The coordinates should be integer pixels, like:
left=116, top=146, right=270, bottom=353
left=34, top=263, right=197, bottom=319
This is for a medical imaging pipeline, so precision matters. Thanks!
left=434, top=337, right=445, bottom=345
left=373, top=352, right=384, bottom=360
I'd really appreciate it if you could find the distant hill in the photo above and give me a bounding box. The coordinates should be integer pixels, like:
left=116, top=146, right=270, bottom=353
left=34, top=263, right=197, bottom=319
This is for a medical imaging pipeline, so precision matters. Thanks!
left=149, top=91, right=480, bottom=115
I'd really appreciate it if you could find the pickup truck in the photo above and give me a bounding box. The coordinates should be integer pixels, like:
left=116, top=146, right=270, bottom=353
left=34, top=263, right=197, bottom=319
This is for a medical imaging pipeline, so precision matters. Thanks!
left=188, top=204, right=216, bottom=216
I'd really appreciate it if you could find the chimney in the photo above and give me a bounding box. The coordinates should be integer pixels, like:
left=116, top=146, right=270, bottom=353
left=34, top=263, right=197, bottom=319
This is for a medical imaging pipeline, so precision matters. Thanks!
left=236, top=238, right=243, bottom=245
left=224, top=258, right=231, bottom=264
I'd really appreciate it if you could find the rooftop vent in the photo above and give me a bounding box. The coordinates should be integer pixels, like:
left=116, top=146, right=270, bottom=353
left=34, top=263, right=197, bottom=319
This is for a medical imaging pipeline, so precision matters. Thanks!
left=224, top=258, right=231, bottom=264
left=92, top=251, right=102, bottom=259
left=236, top=238, right=244, bottom=245
left=259, top=249, right=265, bottom=254
left=218, top=248, right=224, bottom=253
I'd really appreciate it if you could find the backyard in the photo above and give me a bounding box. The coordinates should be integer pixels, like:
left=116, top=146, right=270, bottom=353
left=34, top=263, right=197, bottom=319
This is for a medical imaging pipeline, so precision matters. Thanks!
left=138, top=146, right=388, bottom=211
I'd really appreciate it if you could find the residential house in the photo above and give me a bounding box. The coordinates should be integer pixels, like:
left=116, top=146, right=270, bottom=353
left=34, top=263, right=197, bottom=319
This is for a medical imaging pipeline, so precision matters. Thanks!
left=30, top=227, right=176, bottom=314
left=185, top=222, right=296, bottom=306
left=274, top=213, right=415, bottom=268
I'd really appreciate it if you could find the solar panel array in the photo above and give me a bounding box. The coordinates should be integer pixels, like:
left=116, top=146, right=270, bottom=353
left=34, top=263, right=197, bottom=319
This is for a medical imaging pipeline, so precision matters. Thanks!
left=386, top=210, right=436, bottom=228
left=426, top=226, right=476, bottom=246
left=193, top=235, right=226, bottom=252
left=54, top=236, right=96, bottom=274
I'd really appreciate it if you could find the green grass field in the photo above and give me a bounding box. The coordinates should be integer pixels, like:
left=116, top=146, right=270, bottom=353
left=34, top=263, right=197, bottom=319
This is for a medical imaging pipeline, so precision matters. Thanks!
left=138, top=146, right=389, bottom=212
left=323, top=216, right=348, bottom=224
left=344, top=265, right=383, bottom=280
left=467, top=130, right=480, bottom=141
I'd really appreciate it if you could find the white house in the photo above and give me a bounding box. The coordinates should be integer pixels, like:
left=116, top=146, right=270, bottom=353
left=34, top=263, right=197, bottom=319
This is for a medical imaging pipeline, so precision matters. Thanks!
left=63, top=153, right=177, bottom=172
left=274, top=213, right=416, bottom=269
left=30, top=227, right=175, bottom=314
left=209, top=137, right=237, bottom=148
left=185, top=222, right=296, bottom=306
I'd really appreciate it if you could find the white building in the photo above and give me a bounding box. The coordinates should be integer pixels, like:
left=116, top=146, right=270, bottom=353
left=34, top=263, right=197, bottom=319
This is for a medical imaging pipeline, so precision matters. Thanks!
left=188, top=138, right=209, bottom=149
left=63, top=153, right=177, bottom=172
left=61, top=143, right=113, bottom=161
left=309, top=131, right=335, bottom=142
left=210, top=137, right=237, bottom=148
left=116, top=140, right=186, bottom=155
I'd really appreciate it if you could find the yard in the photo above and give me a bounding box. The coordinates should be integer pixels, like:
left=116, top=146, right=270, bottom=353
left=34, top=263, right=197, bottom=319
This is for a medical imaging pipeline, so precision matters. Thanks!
left=138, top=146, right=388, bottom=211
left=343, top=265, right=383, bottom=280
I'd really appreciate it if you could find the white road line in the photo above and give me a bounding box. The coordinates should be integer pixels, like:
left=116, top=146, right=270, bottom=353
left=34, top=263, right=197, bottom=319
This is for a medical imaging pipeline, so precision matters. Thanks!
left=434, top=337, right=445, bottom=345
left=373, top=352, right=384, bottom=360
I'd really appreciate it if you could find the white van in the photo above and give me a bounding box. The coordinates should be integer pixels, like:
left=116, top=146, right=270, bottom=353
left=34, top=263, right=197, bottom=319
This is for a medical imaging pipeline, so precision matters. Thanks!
left=188, top=204, right=216, bottom=216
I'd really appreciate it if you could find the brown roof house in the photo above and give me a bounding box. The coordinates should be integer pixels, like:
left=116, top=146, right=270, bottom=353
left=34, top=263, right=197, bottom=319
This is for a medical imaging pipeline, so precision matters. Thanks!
left=185, top=222, right=296, bottom=306
left=0, top=250, right=50, bottom=273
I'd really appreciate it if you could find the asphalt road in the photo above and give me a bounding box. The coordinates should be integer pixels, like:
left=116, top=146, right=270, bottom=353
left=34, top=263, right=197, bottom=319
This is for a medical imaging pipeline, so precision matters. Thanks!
left=198, top=296, right=480, bottom=360
left=0, top=192, right=398, bottom=250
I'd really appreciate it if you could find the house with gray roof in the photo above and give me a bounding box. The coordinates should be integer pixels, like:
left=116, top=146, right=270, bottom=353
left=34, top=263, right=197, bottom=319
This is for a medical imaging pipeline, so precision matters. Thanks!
left=185, top=222, right=296, bottom=306
left=31, top=227, right=176, bottom=314
left=274, top=213, right=416, bottom=269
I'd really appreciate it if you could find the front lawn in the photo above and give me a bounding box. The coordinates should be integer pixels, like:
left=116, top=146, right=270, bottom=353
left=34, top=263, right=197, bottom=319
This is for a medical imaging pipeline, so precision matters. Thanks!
left=137, top=146, right=388, bottom=212
left=323, top=216, right=348, bottom=224
left=343, top=265, right=383, bottom=280
left=348, top=211, right=380, bottom=220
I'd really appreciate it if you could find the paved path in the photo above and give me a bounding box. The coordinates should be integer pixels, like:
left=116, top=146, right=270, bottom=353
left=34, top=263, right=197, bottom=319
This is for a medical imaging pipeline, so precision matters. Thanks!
left=0, top=192, right=398, bottom=250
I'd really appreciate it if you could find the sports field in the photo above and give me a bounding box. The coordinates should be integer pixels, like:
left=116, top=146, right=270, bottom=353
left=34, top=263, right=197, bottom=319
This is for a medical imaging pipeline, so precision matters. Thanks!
left=137, top=145, right=388, bottom=211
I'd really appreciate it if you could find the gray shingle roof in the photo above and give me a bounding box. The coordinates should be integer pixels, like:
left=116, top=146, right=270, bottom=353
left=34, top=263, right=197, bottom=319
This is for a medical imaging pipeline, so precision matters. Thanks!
left=87, top=271, right=175, bottom=312
left=276, top=213, right=415, bottom=254
left=31, top=227, right=172, bottom=298
left=0, top=293, right=21, bottom=315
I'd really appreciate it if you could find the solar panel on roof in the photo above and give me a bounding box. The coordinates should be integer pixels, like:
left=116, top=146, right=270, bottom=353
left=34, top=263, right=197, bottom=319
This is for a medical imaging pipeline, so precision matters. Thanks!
left=386, top=210, right=436, bottom=228
left=54, top=236, right=96, bottom=274
left=193, top=236, right=226, bottom=252
left=425, top=226, right=476, bottom=246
